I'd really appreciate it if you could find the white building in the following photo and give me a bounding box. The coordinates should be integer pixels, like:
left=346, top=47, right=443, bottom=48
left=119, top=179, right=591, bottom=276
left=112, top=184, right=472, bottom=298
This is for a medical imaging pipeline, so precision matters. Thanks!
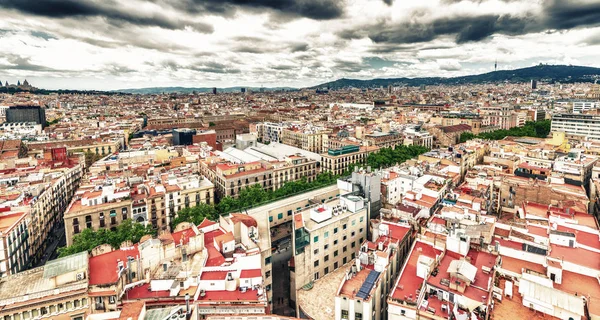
left=551, top=113, right=600, bottom=141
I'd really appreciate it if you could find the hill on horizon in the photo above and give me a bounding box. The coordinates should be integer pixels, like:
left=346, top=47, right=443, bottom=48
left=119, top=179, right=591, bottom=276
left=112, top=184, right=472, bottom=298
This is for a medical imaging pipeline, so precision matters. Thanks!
left=312, top=64, right=600, bottom=90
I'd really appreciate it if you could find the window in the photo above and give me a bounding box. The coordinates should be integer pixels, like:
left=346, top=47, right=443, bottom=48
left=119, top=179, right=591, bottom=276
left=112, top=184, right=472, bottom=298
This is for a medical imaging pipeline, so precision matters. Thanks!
left=351, top=231, right=356, bottom=237
left=360, top=217, right=364, bottom=223
left=314, top=272, right=319, bottom=280
left=324, top=255, right=329, bottom=262
left=334, top=239, right=338, bottom=246
left=355, top=313, right=362, bottom=320
left=351, top=242, right=356, bottom=248
left=352, top=220, right=356, bottom=226
left=269, top=216, right=273, bottom=222
left=314, top=249, right=319, bottom=255
left=109, top=296, right=115, bottom=304
left=324, top=231, right=329, bottom=238
left=265, top=257, right=271, bottom=265
left=334, top=227, right=338, bottom=234
left=314, top=236, right=319, bottom=243
left=334, top=250, right=339, bottom=257
left=343, top=246, right=347, bottom=252
left=360, top=228, right=363, bottom=233
left=343, top=235, right=347, bottom=241
left=351, top=252, right=356, bottom=259
left=334, top=262, right=339, bottom=269
left=278, top=213, right=283, bottom=219
left=360, top=237, right=364, bottom=243
left=324, top=267, right=329, bottom=275
left=266, top=271, right=271, bottom=278
left=314, top=260, right=319, bottom=267
left=324, top=244, right=329, bottom=250
left=288, top=210, right=293, bottom=216
left=343, top=224, right=347, bottom=230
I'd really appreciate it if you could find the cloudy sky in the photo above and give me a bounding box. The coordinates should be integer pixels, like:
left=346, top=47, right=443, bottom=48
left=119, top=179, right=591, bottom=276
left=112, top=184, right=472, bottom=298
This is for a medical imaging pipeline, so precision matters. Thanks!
left=0, top=0, right=600, bottom=90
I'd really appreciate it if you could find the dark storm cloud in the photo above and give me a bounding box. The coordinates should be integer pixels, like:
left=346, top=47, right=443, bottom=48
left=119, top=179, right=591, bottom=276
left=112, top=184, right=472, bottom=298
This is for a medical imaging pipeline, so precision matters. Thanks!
left=342, top=14, right=534, bottom=45
left=0, top=0, right=213, bottom=32
left=164, top=0, right=345, bottom=20
left=543, top=0, right=600, bottom=30
left=230, top=37, right=310, bottom=54
left=340, top=0, right=600, bottom=47
left=382, top=0, right=393, bottom=5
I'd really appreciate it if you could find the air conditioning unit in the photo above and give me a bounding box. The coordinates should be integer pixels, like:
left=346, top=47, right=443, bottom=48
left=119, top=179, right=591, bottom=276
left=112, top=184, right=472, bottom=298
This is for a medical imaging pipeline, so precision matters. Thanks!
left=76, top=272, right=85, bottom=281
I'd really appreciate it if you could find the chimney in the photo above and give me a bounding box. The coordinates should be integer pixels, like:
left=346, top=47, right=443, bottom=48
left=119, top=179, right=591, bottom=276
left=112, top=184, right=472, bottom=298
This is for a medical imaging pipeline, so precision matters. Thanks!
left=185, top=293, right=190, bottom=314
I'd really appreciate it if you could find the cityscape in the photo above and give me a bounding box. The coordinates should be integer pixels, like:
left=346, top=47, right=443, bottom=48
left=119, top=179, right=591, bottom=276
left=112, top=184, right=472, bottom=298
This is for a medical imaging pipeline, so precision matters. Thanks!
left=2, top=1, right=600, bottom=320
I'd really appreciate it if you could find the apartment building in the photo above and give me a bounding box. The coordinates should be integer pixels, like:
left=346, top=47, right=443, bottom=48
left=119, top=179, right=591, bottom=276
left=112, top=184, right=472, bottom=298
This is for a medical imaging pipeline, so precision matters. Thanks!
left=555, top=99, right=600, bottom=114
left=19, top=155, right=83, bottom=266
left=64, top=184, right=133, bottom=246
left=321, top=146, right=379, bottom=176
left=291, top=194, right=369, bottom=306
left=551, top=113, right=600, bottom=141
left=333, top=219, right=414, bottom=320
left=200, top=156, right=317, bottom=200
left=282, top=128, right=328, bottom=153
left=364, top=132, right=404, bottom=149
left=0, top=252, right=90, bottom=320
left=256, top=122, right=287, bottom=143
left=27, top=138, right=122, bottom=158
left=402, top=128, right=433, bottom=149
left=429, top=113, right=484, bottom=135
left=0, top=211, right=29, bottom=278
left=479, top=104, right=512, bottom=130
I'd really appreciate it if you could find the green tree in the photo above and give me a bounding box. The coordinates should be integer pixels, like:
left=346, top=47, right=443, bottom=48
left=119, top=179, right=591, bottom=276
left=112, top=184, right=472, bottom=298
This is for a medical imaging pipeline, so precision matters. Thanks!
left=209, top=122, right=216, bottom=127
left=460, top=120, right=551, bottom=143
left=171, top=203, right=219, bottom=228
left=58, top=219, right=156, bottom=257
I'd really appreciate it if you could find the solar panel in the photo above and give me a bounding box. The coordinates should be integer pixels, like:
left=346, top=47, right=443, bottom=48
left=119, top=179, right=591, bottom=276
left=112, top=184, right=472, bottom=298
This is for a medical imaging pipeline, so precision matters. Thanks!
left=356, top=270, right=380, bottom=300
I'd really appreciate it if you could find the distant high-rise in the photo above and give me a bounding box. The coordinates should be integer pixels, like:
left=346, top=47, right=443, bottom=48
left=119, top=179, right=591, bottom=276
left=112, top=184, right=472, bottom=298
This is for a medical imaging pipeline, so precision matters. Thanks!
left=241, top=87, right=246, bottom=93
left=494, top=59, right=497, bottom=72
left=6, top=105, right=46, bottom=128
left=212, top=87, right=217, bottom=94
left=531, top=80, right=538, bottom=90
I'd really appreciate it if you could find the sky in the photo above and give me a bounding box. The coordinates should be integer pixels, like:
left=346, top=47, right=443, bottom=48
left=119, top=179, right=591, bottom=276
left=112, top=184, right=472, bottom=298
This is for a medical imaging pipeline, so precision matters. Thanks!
left=0, top=0, right=600, bottom=90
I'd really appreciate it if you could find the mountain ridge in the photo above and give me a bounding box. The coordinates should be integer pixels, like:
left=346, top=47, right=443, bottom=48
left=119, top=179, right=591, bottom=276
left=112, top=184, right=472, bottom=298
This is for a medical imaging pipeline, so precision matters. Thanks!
left=312, top=64, right=600, bottom=89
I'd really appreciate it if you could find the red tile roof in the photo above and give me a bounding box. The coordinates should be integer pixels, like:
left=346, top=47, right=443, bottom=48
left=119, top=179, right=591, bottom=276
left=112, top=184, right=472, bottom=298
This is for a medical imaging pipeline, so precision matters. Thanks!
left=391, top=241, right=441, bottom=301
left=231, top=214, right=257, bottom=228
left=200, top=271, right=228, bottom=281
left=124, top=283, right=170, bottom=300
left=89, top=246, right=139, bottom=286
left=240, top=269, right=262, bottom=278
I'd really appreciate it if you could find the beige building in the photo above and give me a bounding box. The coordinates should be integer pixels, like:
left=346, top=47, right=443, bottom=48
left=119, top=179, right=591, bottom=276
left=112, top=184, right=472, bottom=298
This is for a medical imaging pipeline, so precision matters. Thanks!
left=28, top=162, right=84, bottom=265
left=200, top=156, right=317, bottom=200
left=0, top=252, right=90, bottom=320
left=429, top=114, right=484, bottom=135
left=64, top=194, right=132, bottom=246
left=291, top=194, right=369, bottom=308
left=282, top=129, right=329, bottom=154
left=321, top=146, right=379, bottom=176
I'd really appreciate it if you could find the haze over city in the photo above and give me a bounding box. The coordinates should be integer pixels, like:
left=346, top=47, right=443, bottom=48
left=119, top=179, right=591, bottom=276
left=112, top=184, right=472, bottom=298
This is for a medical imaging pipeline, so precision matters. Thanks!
left=1, top=0, right=600, bottom=90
